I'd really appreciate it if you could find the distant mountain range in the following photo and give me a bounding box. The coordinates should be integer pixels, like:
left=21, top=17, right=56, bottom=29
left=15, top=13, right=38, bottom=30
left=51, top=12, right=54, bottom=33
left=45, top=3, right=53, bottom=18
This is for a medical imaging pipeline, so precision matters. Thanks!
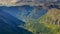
left=0, top=0, right=60, bottom=6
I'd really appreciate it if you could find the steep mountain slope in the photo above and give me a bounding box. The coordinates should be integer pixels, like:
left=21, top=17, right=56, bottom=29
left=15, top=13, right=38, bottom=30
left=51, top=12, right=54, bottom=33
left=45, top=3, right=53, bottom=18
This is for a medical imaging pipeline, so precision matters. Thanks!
left=39, top=8, right=60, bottom=34
left=0, top=6, right=60, bottom=34
left=42, top=8, right=60, bottom=27
left=25, top=8, right=60, bottom=34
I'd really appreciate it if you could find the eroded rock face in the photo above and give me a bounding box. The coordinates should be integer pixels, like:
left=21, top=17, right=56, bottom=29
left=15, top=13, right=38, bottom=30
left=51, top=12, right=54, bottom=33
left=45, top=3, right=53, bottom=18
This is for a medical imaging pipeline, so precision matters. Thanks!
left=47, top=8, right=60, bottom=21
left=45, top=8, right=60, bottom=27
left=0, top=0, right=59, bottom=6
left=0, top=0, right=17, bottom=5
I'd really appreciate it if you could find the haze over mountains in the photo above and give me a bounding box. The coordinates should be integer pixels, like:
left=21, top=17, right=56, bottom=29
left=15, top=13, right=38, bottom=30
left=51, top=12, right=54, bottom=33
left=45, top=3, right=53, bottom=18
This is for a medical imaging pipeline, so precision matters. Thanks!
left=0, top=0, right=60, bottom=6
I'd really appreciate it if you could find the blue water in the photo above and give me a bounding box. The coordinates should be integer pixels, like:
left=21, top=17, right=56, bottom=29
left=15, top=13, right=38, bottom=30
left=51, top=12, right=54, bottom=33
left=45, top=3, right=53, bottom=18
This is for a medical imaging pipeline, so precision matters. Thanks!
left=0, top=6, right=34, bottom=17
left=0, top=5, right=59, bottom=34
left=0, top=8, right=33, bottom=34
left=0, top=6, right=59, bottom=20
left=31, top=7, right=49, bottom=19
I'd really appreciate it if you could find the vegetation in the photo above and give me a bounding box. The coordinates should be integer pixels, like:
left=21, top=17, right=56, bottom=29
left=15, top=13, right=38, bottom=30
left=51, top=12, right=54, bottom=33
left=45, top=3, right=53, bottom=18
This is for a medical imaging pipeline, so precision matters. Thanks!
left=25, top=8, right=60, bottom=34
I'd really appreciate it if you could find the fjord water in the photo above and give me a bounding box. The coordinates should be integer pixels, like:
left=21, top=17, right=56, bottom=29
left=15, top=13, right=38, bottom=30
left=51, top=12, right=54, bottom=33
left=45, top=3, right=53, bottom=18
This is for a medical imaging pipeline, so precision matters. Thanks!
left=0, top=6, right=51, bottom=34
left=0, top=6, right=49, bottom=21
left=0, top=7, right=33, bottom=34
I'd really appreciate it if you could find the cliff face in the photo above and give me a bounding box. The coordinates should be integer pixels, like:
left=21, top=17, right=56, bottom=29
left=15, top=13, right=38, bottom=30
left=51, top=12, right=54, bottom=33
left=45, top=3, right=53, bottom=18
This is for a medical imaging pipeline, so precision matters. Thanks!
left=0, top=6, right=60, bottom=34
left=25, top=8, right=60, bottom=34
left=39, top=8, right=60, bottom=34
left=0, top=0, right=60, bottom=6
left=44, top=8, right=60, bottom=27
left=0, top=0, right=16, bottom=5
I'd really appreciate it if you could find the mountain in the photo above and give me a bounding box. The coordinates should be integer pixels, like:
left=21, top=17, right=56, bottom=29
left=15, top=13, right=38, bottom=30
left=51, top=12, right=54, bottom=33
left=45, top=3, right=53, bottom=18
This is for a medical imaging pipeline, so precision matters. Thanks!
left=43, top=8, right=60, bottom=27
left=0, top=6, right=60, bottom=34
left=25, top=8, right=60, bottom=34
left=0, top=0, right=60, bottom=6
left=0, top=6, right=49, bottom=34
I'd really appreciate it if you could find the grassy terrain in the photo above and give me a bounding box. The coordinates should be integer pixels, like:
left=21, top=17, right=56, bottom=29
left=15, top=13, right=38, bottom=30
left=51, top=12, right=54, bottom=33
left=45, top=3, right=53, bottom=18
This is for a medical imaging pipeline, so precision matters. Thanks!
left=25, top=8, right=60, bottom=34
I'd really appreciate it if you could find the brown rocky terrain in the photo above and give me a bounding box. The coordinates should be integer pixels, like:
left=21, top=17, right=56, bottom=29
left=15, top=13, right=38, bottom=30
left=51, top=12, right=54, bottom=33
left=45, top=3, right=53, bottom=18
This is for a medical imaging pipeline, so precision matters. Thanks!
left=45, top=8, right=60, bottom=27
